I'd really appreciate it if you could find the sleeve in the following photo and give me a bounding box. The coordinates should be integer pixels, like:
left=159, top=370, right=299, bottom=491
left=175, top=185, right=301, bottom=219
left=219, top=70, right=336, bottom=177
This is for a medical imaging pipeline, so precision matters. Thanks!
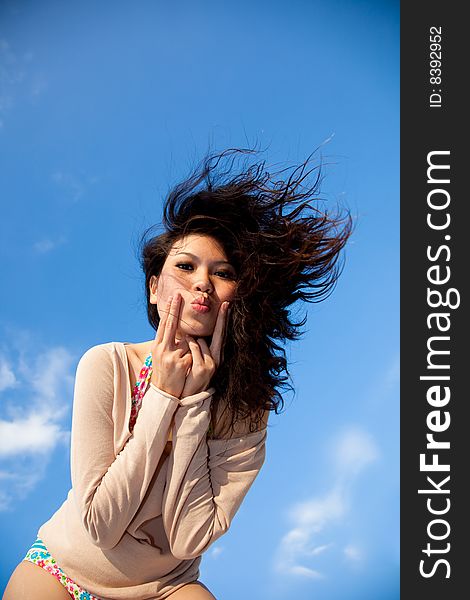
left=70, top=344, right=191, bottom=550
left=161, top=391, right=268, bottom=560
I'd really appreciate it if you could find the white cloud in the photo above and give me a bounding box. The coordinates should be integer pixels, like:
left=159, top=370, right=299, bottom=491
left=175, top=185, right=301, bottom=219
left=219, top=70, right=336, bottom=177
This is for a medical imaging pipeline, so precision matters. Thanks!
left=0, top=341, right=75, bottom=510
left=343, top=544, right=362, bottom=562
left=309, top=544, right=331, bottom=556
left=0, top=467, right=47, bottom=510
left=273, top=427, right=379, bottom=580
left=0, top=38, right=46, bottom=127
left=33, top=235, right=67, bottom=254
left=51, top=170, right=100, bottom=203
left=287, top=487, right=345, bottom=530
left=209, top=546, right=224, bottom=559
left=333, top=427, right=379, bottom=478
left=0, top=413, right=70, bottom=457
left=31, top=73, right=48, bottom=97
left=0, top=356, right=16, bottom=391
left=288, top=565, right=323, bottom=579
left=30, top=346, right=75, bottom=417
left=51, top=171, right=84, bottom=202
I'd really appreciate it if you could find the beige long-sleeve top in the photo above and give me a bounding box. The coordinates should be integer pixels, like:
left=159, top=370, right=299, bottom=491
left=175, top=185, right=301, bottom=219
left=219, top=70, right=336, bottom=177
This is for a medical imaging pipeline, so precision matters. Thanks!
left=37, top=342, right=268, bottom=600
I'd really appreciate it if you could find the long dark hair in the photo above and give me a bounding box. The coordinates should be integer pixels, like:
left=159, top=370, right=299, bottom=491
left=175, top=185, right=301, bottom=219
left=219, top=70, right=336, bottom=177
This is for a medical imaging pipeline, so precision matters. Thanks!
left=139, top=148, right=353, bottom=438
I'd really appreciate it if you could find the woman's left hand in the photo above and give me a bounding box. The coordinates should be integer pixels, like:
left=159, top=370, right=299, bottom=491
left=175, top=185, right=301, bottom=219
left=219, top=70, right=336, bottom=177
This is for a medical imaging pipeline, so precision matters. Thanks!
left=180, top=301, right=231, bottom=398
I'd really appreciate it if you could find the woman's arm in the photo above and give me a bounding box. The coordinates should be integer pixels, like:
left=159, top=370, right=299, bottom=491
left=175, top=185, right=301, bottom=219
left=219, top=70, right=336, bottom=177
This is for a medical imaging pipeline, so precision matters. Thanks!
left=161, top=396, right=268, bottom=560
left=70, top=343, right=203, bottom=550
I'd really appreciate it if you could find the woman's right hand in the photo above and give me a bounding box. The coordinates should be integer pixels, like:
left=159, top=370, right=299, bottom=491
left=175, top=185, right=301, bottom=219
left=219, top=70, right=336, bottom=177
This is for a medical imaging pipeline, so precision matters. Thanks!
left=150, top=293, right=192, bottom=398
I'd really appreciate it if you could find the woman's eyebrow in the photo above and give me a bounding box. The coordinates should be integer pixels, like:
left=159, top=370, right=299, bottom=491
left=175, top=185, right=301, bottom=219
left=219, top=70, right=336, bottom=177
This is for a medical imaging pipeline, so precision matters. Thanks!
left=174, top=251, right=233, bottom=266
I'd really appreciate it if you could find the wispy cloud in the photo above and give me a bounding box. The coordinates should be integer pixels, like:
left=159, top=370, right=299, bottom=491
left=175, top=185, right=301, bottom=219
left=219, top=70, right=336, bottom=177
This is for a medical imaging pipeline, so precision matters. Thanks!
left=0, top=340, right=75, bottom=510
left=51, top=171, right=84, bottom=202
left=365, top=354, right=400, bottom=410
left=51, top=171, right=99, bottom=203
left=0, top=468, right=47, bottom=512
left=31, top=72, right=48, bottom=98
left=0, top=38, right=46, bottom=127
left=33, top=234, right=67, bottom=254
left=343, top=544, right=363, bottom=563
left=0, top=355, right=17, bottom=392
left=209, top=546, right=224, bottom=559
left=273, top=427, right=379, bottom=580
left=332, top=427, right=379, bottom=477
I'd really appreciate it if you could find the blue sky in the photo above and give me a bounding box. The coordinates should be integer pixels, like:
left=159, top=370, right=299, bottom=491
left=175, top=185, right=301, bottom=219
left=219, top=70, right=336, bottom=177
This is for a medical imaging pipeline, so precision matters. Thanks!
left=0, top=1, right=399, bottom=598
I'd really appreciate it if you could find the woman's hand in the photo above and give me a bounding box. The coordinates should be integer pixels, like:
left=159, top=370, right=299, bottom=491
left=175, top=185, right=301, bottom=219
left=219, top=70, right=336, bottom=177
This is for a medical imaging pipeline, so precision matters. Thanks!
left=150, top=293, right=192, bottom=398
left=180, top=301, right=231, bottom=398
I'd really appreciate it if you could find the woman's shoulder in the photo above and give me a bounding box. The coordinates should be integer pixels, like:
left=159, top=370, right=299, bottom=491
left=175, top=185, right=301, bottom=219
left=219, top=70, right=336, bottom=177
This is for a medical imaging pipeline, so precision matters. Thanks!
left=77, top=341, right=127, bottom=371
left=73, top=344, right=129, bottom=416
left=78, top=340, right=153, bottom=371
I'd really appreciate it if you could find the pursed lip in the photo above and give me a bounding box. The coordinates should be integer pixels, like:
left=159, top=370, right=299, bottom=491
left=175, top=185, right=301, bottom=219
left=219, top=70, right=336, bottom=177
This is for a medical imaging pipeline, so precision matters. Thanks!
left=191, top=297, right=211, bottom=307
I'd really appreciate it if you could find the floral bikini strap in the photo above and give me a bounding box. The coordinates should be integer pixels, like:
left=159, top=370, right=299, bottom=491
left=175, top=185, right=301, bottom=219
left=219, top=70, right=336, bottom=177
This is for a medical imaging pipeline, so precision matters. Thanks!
left=128, top=351, right=214, bottom=437
left=129, top=352, right=153, bottom=432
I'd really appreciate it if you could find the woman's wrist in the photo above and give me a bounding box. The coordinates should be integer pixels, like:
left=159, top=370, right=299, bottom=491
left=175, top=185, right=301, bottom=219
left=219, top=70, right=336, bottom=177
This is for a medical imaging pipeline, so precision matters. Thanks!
left=178, top=386, right=216, bottom=407
left=150, top=372, right=183, bottom=399
left=149, top=381, right=180, bottom=403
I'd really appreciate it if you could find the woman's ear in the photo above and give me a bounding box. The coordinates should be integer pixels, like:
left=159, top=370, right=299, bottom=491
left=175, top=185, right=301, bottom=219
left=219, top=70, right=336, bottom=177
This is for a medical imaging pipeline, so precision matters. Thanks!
left=149, top=275, right=159, bottom=304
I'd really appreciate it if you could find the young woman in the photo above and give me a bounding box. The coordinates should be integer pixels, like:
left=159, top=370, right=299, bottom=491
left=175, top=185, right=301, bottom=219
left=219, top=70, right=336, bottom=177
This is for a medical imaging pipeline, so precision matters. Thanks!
left=3, top=148, right=352, bottom=600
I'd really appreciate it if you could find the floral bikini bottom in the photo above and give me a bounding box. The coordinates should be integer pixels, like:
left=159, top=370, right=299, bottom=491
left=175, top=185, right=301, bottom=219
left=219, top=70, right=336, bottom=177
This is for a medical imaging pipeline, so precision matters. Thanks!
left=22, top=350, right=154, bottom=599
left=23, top=537, right=100, bottom=599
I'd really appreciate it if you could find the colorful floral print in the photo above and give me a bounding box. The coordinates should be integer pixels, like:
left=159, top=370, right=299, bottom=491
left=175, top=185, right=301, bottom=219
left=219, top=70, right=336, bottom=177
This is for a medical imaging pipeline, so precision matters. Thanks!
left=129, top=352, right=153, bottom=431
left=23, top=538, right=101, bottom=599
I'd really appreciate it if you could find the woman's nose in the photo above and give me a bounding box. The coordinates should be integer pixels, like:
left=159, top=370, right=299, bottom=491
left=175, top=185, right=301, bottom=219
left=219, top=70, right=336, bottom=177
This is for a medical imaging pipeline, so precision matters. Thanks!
left=193, top=274, right=213, bottom=294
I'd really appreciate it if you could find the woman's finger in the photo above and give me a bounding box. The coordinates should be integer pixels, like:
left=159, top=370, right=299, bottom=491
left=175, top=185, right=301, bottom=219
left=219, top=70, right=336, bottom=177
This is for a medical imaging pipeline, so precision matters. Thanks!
left=196, top=336, right=213, bottom=366
left=185, top=335, right=203, bottom=367
left=209, top=302, right=229, bottom=366
left=155, top=296, right=173, bottom=344
left=163, top=293, right=181, bottom=348
left=174, top=336, right=191, bottom=359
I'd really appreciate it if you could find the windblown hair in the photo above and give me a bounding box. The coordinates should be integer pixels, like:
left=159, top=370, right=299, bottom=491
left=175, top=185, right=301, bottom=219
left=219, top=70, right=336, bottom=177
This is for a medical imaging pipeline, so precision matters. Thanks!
left=139, top=148, right=353, bottom=438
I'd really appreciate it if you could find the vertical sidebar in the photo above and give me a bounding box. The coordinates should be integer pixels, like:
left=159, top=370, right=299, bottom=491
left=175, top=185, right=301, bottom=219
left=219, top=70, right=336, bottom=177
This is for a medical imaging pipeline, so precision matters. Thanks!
left=401, top=3, right=466, bottom=598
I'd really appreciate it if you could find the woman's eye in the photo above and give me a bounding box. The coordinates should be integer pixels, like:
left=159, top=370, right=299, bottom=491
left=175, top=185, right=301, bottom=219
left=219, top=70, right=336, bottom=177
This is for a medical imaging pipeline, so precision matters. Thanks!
left=215, top=270, right=235, bottom=280
left=175, top=263, right=235, bottom=279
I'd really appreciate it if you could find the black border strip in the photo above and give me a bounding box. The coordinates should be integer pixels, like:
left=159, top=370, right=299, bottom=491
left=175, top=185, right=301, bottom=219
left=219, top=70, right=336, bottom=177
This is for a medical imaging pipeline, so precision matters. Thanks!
left=401, top=3, right=465, bottom=597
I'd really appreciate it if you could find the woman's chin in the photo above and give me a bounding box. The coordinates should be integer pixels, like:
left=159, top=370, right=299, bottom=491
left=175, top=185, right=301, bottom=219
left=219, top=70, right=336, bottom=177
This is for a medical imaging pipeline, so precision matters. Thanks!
left=179, top=323, right=213, bottom=339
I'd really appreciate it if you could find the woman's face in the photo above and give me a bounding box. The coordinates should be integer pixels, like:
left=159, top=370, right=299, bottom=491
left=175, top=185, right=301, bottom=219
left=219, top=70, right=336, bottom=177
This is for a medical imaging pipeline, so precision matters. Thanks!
left=149, top=234, right=237, bottom=339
